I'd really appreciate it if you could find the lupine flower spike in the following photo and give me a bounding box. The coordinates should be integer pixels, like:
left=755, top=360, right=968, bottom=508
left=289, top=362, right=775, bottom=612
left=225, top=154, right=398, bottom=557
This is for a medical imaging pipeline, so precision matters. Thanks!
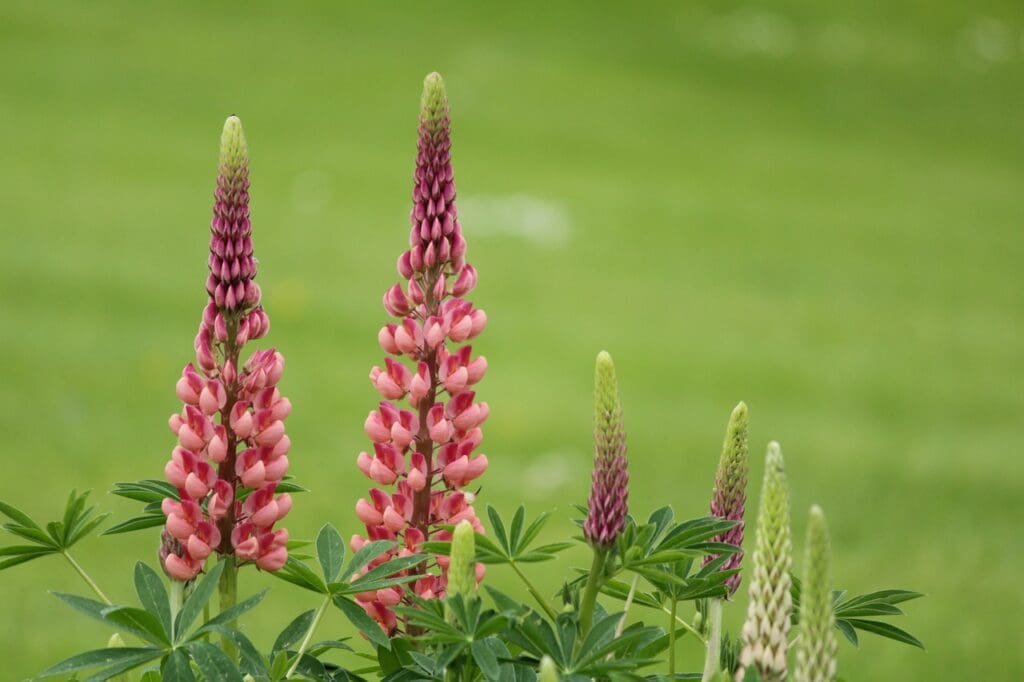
left=160, top=116, right=292, bottom=581
left=579, top=351, right=629, bottom=636
left=701, top=403, right=748, bottom=681
left=706, top=401, right=749, bottom=595
left=794, top=505, right=838, bottom=682
left=584, top=351, right=629, bottom=548
left=353, top=72, right=488, bottom=633
left=737, top=442, right=792, bottom=682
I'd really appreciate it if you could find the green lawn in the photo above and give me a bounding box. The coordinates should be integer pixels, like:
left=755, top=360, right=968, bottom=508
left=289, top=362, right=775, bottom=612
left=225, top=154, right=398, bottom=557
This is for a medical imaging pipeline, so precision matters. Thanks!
left=1, top=1, right=1022, bottom=679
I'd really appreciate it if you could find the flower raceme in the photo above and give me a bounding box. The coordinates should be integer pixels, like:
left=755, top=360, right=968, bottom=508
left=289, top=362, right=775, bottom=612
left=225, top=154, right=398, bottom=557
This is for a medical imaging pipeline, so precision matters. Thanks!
left=705, top=402, right=750, bottom=596
left=353, top=72, right=488, bottom=632
left=584, top=351, right=629, bottom=549
left=160, top=116, right=292, bottom=581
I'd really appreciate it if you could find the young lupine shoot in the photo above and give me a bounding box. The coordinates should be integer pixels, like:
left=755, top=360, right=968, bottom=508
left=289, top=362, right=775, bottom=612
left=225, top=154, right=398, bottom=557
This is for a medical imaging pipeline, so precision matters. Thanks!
left=737, top=442, right=792, bottom=682
left=353, top=72, right=488, bottom=633
left=794, top=506, right=838, bottom=682
left=580, top=351, right=629, bottom=635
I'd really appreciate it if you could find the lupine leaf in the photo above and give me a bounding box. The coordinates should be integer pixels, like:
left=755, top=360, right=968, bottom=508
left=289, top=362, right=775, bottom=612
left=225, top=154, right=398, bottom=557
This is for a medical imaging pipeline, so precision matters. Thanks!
left=340, top=539, right=397, bottom=581
left=53, top=592, right=157, bottom=642
left=347, top=554, right=427, bottom=591
left=316, top=523, right=346, bottom=583
left=335, top=596, right=391, bottom=650
left=472, top=638, right=501, bottom=681
left=101, top=606, right=171, bottom=646
left=183, top=641, right=244, bottom=681
left=194, top=589, right=268, bottom=633
left=101, top=514, right=166, bottom=536
left=3, top=523, right=58, bottom=546
left=843, top=618, right=925, bottom=649
left=67, top=512, right=111, bottom=546
left=161, top=649, right=196, bottom=682
left=0, top=499, right=42, bottom=529
left=174, top=560, right=224, bottom=639
left=133, top=562, right=171, bottom=638
left=487, top=505, right=510, bottom=554
left=0, top=552, right=55, bottom=570
left=36, top=647, right=162, bottom=678
left=272, top=609, right=315, bottom=655
left=270, top=556, right=327, bottom=594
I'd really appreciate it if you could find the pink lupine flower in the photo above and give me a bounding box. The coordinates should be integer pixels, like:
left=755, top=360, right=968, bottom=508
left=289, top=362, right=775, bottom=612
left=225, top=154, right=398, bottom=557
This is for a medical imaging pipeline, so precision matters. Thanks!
left=158, top=116, right=293, bottom=581
left=352, top=72, right=488, bottom=634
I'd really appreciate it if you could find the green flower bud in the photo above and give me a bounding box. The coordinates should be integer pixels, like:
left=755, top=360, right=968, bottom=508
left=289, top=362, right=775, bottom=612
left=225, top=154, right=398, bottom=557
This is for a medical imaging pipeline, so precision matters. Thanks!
left=737, top=442, right=792, bottom=682
left=219, top=115, right=248, bottom=175
left=539, top=655, right=559, bottom=682
left=794, top=505, right=838, bottom=682
left=447, top=519, right=477, bottom=600
left=420, top=72, right=449, bottom=137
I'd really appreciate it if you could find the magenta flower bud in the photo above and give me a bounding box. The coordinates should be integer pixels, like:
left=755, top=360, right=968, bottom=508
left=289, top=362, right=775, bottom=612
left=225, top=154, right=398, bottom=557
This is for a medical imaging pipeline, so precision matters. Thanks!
left=384, top=283, right=411, bottom=317
left=398, top=251, right=414, bottom=279
left=452, top=265, right=478, bottom=296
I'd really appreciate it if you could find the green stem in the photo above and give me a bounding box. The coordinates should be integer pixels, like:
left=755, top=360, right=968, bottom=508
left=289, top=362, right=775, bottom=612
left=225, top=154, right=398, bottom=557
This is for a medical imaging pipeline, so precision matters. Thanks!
left=668, top=596, right=679, bottom=678
left=701, top=598, right=723, bottom=681
left=169, top=580, right=184, bottom=630
left=510, top=562, right=560, bottom=622
left=578, top=549, right=606, bottom=638
left=218, top=555, right=238, bottom=657
left=286, top=594, right=331, bottom=678
left=62, top=551, right=112, bottom=605
left=615, top=574, right=640, bottom=638
left=661, top=605, right=706, bottom=644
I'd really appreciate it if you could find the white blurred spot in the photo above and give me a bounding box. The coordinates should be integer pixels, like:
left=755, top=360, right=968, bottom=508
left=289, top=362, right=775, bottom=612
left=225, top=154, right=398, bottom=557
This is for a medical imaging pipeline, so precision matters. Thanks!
left=459, top=194, right=571, bottom=248
left=521, top=452, right=575, bottom=498
left=290, top=169, right=333, bottom=215
left=958, top=17, right=1015, bottom=69
left=703, top=8, right=797, bottom=58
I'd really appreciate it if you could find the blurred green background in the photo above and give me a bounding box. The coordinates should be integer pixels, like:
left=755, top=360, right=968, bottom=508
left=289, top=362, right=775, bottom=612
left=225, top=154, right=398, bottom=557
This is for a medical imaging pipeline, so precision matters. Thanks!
left=1, top=1, right=1022, bottom=679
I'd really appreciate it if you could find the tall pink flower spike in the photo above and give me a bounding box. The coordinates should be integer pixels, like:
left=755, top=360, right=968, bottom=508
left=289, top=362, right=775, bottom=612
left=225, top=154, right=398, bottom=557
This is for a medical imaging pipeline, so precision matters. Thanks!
left=353, top=73, right=488, bottom=633
left=160, top=116, right=292, bottom=581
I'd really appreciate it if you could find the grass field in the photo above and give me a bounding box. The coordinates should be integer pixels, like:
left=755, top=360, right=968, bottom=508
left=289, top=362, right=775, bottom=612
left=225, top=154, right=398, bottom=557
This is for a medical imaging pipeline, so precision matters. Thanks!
left=1, top=1, right=1022, bottom=679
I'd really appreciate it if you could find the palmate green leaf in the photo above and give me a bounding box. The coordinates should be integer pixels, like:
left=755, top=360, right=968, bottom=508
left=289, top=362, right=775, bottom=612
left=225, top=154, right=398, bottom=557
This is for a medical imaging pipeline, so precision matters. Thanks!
left=183, top=641, right=244, bottom=681
left=175, top=560, right=225, bottom=640
left=2, top=522, right=58, bottom=547
left=102, top=514, right=166, bottom=536
left=36, top=647, right=163, bottom=679
left=508, top=506, right=526, bottom=554
left=273, top=609, right=316, bottom=655
left=194, top=589, right=268, bottom=634
left=161, top=649, right=196, bottom=682
left=335, top=595, right=392, bottom=650
left=843, top=618, right=925, bottom=649
left=201, top=623, right=269, bottom=678
left=133, top=562, right=172, bottom=637
left=53, top=592, right=160, bottom=643
left=67, top=511, right=111, bottom=546
left=346, top=554, right=427, bottom=592
left=270, top=555, right=328, bottom=594
left=101, top=606, right=171, bottom=646
left=0, top=545, right=58, bottom=570
left=316, top=523, right=346, bottom=583
left=111, top=480, right=179, bottom=503
left=472, top=638, right=502, bottom=681
left=340, top=539, right=397, bottom=582
left=0, top=499, right=43, bottom=529
left=487, top=505, right=510, bottom=554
